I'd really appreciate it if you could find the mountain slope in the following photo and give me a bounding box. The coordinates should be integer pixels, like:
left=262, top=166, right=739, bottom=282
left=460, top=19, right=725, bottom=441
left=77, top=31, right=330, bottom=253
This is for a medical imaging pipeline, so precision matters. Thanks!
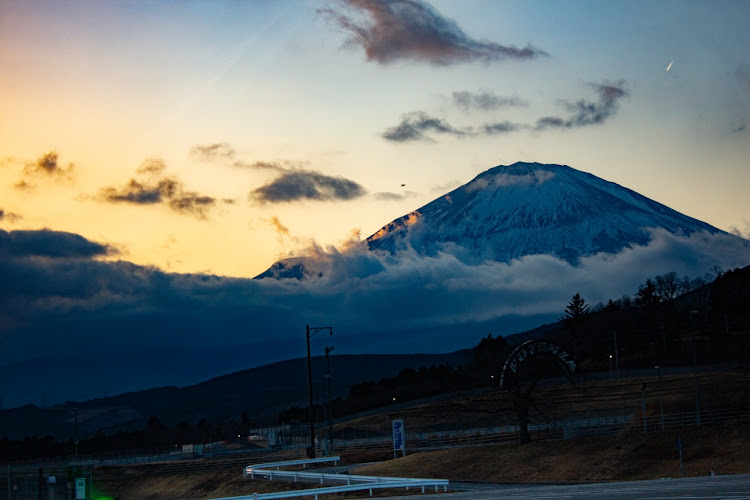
left=257, top=162, right=728, bottom=280
left=366, top=162, right=723, bottom=263
left=0, top=352, right=470, bottom=439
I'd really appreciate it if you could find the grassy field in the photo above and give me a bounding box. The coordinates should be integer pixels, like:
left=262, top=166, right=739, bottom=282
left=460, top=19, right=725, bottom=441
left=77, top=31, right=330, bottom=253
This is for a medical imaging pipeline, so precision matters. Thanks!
left=91, top=370, right=750, bottom=499
left=93, top=421, right=750, bottom=499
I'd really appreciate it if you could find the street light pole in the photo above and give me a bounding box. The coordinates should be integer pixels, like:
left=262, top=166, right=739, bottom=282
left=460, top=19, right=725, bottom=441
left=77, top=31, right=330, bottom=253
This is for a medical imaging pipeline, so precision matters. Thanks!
left=324, top=345, right=334, bottom=456
left=641, top=383, right=648, bottom=432
left=306, top=325, right=332, bottom=458
left=609, top=355, right=613, bottom=379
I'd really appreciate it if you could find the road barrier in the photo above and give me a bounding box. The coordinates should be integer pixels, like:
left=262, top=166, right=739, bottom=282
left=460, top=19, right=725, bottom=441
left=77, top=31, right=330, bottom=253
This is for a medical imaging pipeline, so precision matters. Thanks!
left=208, top=456, right=448, bottom=500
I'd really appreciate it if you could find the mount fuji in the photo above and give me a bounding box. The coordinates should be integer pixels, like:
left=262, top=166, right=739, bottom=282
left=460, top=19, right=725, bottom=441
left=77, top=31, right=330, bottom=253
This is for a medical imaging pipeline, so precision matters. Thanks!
left=2, top=162, right=748, bottom=408
left=258, top=162, right=732, bottom=279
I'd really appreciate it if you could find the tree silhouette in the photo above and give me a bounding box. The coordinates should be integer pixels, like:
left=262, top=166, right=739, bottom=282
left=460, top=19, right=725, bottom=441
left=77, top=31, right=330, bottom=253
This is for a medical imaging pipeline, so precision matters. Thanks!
left=561, top=293, right=589, bottom=361
left=635, top=278, right=659, bottom=306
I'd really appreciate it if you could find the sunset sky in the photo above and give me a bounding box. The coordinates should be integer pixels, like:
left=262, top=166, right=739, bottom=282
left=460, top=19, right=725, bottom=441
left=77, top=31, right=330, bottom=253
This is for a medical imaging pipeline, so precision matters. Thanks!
left=2, top=0, right=749, bottom=279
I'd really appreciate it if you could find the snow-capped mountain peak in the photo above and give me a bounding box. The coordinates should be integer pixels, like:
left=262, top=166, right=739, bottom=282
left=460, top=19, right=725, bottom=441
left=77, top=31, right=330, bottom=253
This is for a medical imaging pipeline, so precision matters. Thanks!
left=364, top=162, right=722, bottom=264
left=257, top=162, right=730, bottom=279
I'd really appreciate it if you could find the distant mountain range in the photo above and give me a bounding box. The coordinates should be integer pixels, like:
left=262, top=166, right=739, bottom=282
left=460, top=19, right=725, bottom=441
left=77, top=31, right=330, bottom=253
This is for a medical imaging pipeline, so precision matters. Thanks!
left=257, top=162, right=729, bottom=279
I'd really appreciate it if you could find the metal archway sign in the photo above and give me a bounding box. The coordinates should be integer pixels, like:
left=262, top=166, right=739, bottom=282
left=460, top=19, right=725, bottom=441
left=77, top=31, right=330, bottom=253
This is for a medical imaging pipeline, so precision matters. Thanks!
left=499, top=339, right=576, bottom=389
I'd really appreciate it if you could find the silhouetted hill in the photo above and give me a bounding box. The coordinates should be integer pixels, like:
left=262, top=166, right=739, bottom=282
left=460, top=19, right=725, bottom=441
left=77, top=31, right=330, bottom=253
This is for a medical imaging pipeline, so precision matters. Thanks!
left=0, top=351, right=470, bottom=440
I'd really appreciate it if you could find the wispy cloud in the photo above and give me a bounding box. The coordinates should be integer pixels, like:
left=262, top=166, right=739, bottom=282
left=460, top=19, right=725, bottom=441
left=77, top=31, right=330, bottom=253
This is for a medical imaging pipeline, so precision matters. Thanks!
left=135, top=158, right=168, bottom=174
left=267, top=216, right=292, bottom=238
left=23, top=151, right=74, bottom=178
left=382, top=112, right=470, bottom=142
left=14, top=151, right=74, bottom=189
left=729, top=220, right=750, bottom=240
left=534, top=80, right=629, bottom=130
left=98, top=159, right=216, bottom=219
left=0, top=209, right=22, bottom=223
left=382, top=112, right=521, bottom=142
left=251, top=170, right=366, bottom=203
left=319, top=0, right=546, bottom=65
left=482, top=121, right=521, bottom=135
left=452, top=91, right=528, bottom=111
left=384, top=81, right=628, bottom=142
left=232, top=160, right=286, bottom=171
left=190, top=143, right=237, bottom=162
left=373, top=191, right=417, bottom=201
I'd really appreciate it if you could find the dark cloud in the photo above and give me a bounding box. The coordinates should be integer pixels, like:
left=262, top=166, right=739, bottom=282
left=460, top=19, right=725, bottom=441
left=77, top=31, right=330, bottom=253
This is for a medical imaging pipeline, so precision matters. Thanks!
left=100, top=178, right=175, bottom=205
left=0, top=227, right=747, bottom=407
left=23, top=151, right=74, bottom=178
left=98, top=160, right=216, bottom=218
left=535, top=80, right=629, bottom=130
left=382, top=112, right=468, bottom=142
left=168, top=194, right=216, bottom=216
left=0, top=229, right=112, bottom=259
left=191, top=143, right=236, bottom=162
left=319, top=0, right=545, bottom=65
left=0, top=209, right=22, bottom=223
left=251, top=170, right=366, bottom=203
left=452, top=91, right=527, bottom=111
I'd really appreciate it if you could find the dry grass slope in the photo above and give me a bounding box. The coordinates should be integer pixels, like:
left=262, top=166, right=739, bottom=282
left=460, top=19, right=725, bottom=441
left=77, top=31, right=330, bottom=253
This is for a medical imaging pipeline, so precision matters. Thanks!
left=94, top=423, right=750, bottom=499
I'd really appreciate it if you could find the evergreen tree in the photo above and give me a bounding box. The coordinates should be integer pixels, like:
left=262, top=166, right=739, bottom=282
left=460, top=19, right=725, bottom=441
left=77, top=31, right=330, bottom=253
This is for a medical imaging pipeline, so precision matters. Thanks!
left=635, top=278, right=659, bottom=306
left=561, top=293, right=590, bottom=361
left=562, top=293, right=590, bottom=327
left=603, top=299, right=620, bottom=312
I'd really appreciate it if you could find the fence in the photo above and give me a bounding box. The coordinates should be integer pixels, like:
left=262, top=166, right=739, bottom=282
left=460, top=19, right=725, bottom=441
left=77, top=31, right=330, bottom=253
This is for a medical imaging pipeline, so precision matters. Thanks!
left=2, top=406, right=746, bottom=499
left=0, top=464, right=92, bottom=500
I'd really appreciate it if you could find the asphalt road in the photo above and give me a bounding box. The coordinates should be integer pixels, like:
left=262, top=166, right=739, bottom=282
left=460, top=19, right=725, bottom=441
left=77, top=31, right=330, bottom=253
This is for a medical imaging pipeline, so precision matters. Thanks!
left=377, top=473, right=750, bottom=499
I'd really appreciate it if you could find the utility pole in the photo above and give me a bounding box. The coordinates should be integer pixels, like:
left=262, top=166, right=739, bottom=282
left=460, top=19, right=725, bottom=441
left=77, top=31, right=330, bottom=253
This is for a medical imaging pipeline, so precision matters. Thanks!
left=613, top=331, right=620, bottom=378
left=324, top=346, right=334, bottom=456
left=693, top=330, right=701, bottom=427
left=306, top=325, right=332, bottom=458
left=641, top=383, right=648, bottom=432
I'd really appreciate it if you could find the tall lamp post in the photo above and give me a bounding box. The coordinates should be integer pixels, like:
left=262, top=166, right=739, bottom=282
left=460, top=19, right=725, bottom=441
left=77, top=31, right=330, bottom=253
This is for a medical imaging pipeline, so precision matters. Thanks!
left=306, top=325, right=332, bottom=458
left=324, top=345, right=334, bottom=456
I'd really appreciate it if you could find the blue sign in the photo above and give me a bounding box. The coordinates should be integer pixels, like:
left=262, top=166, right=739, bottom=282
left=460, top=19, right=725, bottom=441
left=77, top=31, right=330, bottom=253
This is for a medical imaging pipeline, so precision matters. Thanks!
left=392, top=419, right=405, bottom=451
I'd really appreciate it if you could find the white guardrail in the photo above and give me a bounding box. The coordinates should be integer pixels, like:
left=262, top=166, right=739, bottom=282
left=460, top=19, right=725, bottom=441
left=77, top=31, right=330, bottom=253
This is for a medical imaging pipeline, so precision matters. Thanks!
left=209, top=456, right=449, bottom=500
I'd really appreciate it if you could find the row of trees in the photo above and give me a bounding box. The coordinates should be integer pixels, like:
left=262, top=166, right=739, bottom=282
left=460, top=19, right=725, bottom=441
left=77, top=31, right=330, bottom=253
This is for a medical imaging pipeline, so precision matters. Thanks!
left=557, top=266, right=750, bottom=373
